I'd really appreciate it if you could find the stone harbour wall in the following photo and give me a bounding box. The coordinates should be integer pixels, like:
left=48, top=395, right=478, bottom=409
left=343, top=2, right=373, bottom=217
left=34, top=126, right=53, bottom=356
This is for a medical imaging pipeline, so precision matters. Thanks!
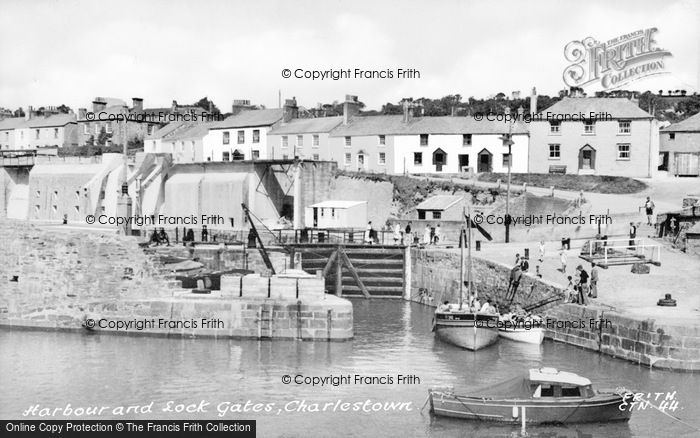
left=0, top=219, right=353, bottom=341
left=410, top=249, right=564, bottom=312
left=545, top=304, right=700, bottom=372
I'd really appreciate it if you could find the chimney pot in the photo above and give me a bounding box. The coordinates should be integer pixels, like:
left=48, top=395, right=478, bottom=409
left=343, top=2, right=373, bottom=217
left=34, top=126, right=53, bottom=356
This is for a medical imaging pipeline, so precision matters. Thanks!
left=131, top=98, right=143, bottom=113
left=343, top=95, right=360, bottom=125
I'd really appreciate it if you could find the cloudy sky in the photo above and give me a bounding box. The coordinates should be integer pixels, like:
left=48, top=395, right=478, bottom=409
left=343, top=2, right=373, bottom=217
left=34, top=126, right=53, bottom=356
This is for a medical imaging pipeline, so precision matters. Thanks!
left=1, top=0, right=698, bottom=112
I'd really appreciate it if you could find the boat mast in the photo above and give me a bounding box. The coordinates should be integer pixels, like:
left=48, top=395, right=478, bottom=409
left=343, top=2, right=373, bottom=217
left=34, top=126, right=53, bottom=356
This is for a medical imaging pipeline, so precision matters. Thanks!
left=467, top=205, right=473, bottom=300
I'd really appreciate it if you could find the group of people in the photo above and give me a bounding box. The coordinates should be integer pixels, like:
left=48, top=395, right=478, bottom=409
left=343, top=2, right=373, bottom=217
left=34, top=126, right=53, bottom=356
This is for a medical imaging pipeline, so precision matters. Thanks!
left=369, top=221, right=443, bottom=246
left=148, top=228, right=171, bottom=246
left=563, top=263, right=598, bottom=305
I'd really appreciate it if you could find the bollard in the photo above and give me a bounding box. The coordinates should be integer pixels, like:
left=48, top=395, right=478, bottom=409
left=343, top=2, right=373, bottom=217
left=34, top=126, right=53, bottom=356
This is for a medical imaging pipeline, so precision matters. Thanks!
left=496, top=178, right=501, bottom=189
left=550, top=186, right=555, bottom=197
left=522, top=182, right=527, bottom=192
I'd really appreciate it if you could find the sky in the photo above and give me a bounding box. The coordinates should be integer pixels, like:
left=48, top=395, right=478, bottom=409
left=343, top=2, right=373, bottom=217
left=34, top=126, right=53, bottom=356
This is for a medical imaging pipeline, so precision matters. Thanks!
left=1, top=0, right=699, bottom=113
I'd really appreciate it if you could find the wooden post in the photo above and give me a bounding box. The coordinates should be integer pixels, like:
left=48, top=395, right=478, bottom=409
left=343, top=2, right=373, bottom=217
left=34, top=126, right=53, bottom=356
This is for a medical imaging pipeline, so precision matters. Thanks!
left=335, top=248, right=343, bottom=297
left=322, top=249, right=339, bottom=277
left=340, top=249, right=371, bottom=299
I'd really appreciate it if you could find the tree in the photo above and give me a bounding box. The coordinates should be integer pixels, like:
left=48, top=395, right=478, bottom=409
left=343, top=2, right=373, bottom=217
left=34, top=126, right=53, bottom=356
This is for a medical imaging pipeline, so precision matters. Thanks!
left=192, top=97, right=221, bottom=115
left=96, top=127, right=110, bottom=146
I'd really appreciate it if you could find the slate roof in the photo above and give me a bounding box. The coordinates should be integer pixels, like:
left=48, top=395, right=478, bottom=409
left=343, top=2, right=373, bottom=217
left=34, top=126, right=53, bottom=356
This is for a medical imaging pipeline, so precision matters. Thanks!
left=22, top=114, right=76, bottom=128
left=415, top=195, right=465, bottom=211
left=0, top=117, right=28, bottom=130
left=167, top=122, right=218, bottom=141
left=329, top=115, right=528, bottom=137
left=661, top=112, right=700, bottom=133
left=540, top=97, right=653, bottom=120
left=212, top=109, right=284, bottom=129
left=269, top=116, right=344, bottom=135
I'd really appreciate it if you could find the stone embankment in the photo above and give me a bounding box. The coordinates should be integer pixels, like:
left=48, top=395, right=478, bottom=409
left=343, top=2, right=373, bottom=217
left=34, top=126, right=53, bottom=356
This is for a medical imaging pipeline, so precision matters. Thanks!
left=411, top=248, right=700, bottom=371
left=0, top=220, right=352, bottom=341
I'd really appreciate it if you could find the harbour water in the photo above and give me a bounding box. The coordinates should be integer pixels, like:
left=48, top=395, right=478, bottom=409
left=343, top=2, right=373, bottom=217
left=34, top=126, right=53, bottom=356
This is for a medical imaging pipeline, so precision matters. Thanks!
left=1, top=300, right=698, bottom=437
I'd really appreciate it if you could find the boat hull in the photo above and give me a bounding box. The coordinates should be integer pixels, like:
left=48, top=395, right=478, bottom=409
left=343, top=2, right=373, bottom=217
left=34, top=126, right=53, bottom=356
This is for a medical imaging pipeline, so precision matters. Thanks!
left=429, top=392, right=631, bottom=424
left=434, top=312, right=499, bottom=351
left=498, top=327, right=545, bottom=344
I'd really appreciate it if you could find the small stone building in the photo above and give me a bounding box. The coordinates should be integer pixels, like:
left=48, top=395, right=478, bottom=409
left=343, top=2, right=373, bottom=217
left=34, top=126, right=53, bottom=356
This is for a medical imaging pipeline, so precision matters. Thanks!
left=415, top=195, right=468, bottom=221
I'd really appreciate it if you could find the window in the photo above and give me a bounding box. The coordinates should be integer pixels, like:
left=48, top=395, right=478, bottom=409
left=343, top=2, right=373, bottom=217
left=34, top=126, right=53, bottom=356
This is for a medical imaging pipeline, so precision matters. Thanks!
left=331, top=208, right=335, bottom=218
left=222, top=151, right=230, bottom=161
left=54, top=128, right=59, bottom=138
left=414, top=152, right=423, bottom=165
left=312, top=134, right=319, bottom=147
left=282, top=154, right=289, bottom=160
left=312, top=154, right=319, bottom=161
left=344, top=153, right=352, bottom=165
left=83, top=124, right=89, bottom=134
left=418, top=211, right=426, bottom=219
left=463, top=134, right=472, bottom=146
left=147, top=125, right=154, bottom=135
left=420, top=134, right=429, bottom=146
left=502, top=153, right=511, bottom=167
left=281, top=136, right=288, bottom=148
left=105, top=122, right=112, bottom=134
left=253, top=129, right=260, bottom=143
left=561, top=387, right=581, bottom=397
left=669, top=133, right=675, bottom=140
left=237, top=130, right=245, bottom=144
left=35, top=129, right=40, bottom=139
left=583, top=120, right=595, bottom=134
left=378, top=152, right=386, bottom=165
left=223, top=132, right=230, bottom=144
left=618, top=120, right=631, bottom=134
left=296, top=135, right=303, bottom=147
left=549, top=144, right=561, bottom=159
left=378, top=135, right=386, bottom=145
left=549, top=121, right=561, bottom=134
left=432, top=211, right=441, bottom=219
left=540, top=385, right=554, bottom=397
left=252, top=150, right=260, bottom=160
left=617, top=143, right=630, bottom=160
left=345, top=136, right=351, bottom=147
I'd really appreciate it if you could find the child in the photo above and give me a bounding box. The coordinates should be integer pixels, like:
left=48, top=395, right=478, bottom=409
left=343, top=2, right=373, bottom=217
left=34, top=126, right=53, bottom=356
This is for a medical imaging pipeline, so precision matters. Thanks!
left=538, top=240, right=545, bottom=262
left=565, top=276, right=574, bottom=303
left=559, top=250, right=567, bottom=273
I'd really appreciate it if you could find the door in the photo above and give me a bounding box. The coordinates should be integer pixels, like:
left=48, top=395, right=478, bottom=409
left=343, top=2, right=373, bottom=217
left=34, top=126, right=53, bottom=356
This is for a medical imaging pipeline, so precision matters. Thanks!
left=675, top=153, right=700, bottom=176
left=357, top=153, right=366, bottom=170
left=578, top=145, right=596, bottom=171
left=458, top=154, right=469, bottom=171
left=432, top=148, right=447, bottom=172
left=313, top=207, right=318, bottom=227
left=477, top=149, right=492, bottom=173
left=658, top=152, right=669, bottom=171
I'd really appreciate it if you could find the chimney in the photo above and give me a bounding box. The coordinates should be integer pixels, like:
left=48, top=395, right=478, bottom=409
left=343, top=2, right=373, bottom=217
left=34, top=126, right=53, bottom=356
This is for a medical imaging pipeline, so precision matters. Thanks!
left=130, top=98, right=143, bottom=113
left=208, top=101, right=213, bottom=114
left=92, top=98, right=107, bottom=113
left=530, top=87, right=538, bottom=114
left=517, top=106, right=524, bottom=117
left=25, top=106, right=33, bottom=121
left=504, top=106, right=511, bottom=117
left=171, top=100, right=178, bottom=112
left=343, top=95, right=361, bottom=125
left=78, top=108, right=87, bottom=120
left=283, top=97, right=298, bottom=122
left=231, top=99, right=251, bottom=116
left=402, top=101, right=413, bottom=123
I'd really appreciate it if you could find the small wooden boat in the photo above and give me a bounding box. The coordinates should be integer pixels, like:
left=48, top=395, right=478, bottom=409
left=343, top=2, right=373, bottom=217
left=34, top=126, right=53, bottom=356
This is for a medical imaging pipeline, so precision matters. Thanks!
left=498, top=316, right=544, bottom=344
left=429, top=367, right=631, bottom=424
left=434, top=306, right=499, bottom=350
left=433, top=208, right=499, bottom=351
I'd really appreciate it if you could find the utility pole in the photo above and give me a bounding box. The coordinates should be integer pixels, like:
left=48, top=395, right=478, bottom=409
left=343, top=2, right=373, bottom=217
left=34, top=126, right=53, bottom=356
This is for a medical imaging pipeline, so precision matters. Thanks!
left=500, top=122, right=514, bottom=243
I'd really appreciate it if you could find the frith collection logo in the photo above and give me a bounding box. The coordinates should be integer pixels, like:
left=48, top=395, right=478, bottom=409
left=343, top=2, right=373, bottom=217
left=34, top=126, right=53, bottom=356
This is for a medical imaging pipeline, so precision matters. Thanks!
left=563, top=28, right=672, bottom=90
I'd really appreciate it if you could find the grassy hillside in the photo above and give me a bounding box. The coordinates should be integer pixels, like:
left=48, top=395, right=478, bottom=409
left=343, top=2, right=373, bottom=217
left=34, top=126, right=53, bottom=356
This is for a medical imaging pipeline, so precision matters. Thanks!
left=476, top=173, right=647, bottom=194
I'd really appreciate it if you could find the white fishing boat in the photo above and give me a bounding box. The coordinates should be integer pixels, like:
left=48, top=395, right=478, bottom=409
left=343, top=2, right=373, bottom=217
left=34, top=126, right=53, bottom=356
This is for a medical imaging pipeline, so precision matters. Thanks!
left=498, top=315, right=545, bottom=344
left=433, top=208, right=499, bottom=351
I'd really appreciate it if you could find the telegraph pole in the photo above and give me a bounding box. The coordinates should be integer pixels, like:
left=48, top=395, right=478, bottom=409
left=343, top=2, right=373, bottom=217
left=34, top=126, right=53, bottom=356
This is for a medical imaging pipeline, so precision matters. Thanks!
left=500, top=122, right=514, bottom=243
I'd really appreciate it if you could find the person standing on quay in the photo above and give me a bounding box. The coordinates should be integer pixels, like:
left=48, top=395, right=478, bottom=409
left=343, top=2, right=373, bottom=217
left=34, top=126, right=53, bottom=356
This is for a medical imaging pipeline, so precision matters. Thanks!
left=559, top=250, right=567, bottom=273
left=589, top=263, right=598, bottom=298
left=434, top=224, right=441, bottom=244
left=404, top=221, right=412, bottom=245
left=365, top=221, right=373, bottom=244
left=628, top=222, right=637, bottom=249
left=576, top=265, right=589, bottom=305
left=538, top=240, right=545, bottom=263
left=423, top=224, right=431, bottom=245
left=643, top=196, right=655, bottom=226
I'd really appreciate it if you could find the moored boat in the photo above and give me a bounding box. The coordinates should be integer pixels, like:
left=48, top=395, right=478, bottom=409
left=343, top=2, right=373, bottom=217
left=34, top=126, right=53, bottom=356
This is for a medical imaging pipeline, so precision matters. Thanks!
left=498, top=315, right=545, bottom=344
left=429, top=367, right=632, bottom=424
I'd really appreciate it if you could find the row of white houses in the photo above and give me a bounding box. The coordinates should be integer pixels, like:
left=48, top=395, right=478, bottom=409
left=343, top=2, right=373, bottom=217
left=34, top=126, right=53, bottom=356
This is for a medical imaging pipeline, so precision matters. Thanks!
left=144, top=95, right=664, bottom=178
